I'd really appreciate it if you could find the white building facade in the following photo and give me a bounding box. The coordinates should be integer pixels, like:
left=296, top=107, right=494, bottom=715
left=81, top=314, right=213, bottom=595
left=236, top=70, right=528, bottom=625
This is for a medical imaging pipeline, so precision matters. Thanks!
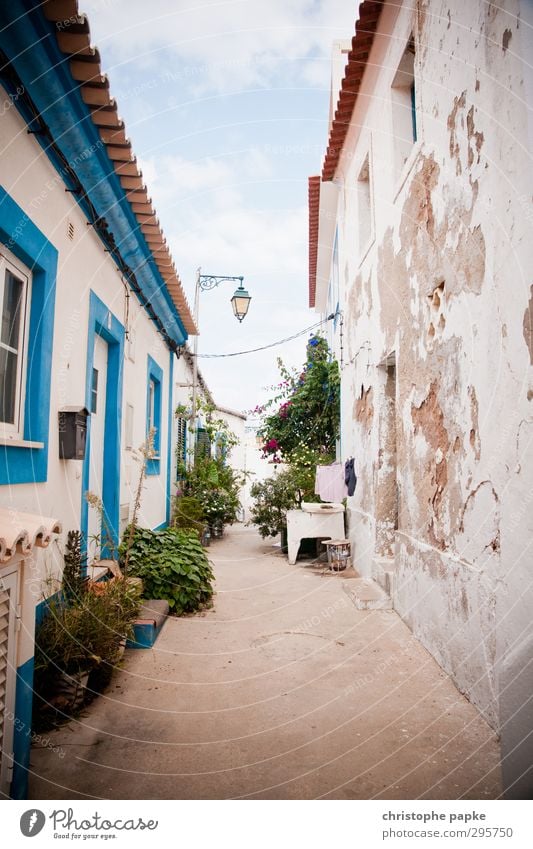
left=0, top=1, right=197, bottom=798
left=309, top=0, right=533, bottom=797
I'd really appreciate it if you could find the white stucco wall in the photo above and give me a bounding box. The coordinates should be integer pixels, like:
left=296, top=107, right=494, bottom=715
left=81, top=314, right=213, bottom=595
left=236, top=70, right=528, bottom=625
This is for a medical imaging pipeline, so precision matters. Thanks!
left=0, top=86, right=174, bottom=590
left=239, top=421, right=277, bottom=519
left=315, top=0, right=533, bottom=762
left=216, top=406, right=247, bottom=483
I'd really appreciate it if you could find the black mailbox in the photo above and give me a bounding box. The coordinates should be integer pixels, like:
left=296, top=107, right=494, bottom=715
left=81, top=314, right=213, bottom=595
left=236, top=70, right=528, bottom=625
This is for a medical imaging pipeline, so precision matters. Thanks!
left=58, top=406, right=90, bottom=460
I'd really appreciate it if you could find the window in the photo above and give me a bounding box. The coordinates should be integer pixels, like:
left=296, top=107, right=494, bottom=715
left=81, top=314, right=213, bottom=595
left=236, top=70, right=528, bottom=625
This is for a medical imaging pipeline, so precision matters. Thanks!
left=196, top=427, right=211, bottom=460
left=0, top=253, right=30, bottom=439
left=90, top=368, right=99, bottom=414
left=148, top=380, right=156, bottom=432
left=146, top=355, right=163, bottom=475
left=391, top=36, right=417, bottom=180
left=176, top=416, right=187, bottom=479
left=357, top=154, right=372, bottom=255
left=214, top=432, right=228, bottom=463
left=0, top=187, right=58, bottom=485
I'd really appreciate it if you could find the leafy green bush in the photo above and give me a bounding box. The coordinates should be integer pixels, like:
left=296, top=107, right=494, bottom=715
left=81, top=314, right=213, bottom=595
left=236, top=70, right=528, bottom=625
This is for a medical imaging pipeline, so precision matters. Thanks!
left=121, top=526, right=214, bottom=614
left=175, top=398, right=244, bottom=532
left=173, top=495, right=205, bottom=533
left=249, top=472, right=299, bottom=538
left=249, top=448, right=326, bottom=539
left=178, top=455, right=243, bottom=528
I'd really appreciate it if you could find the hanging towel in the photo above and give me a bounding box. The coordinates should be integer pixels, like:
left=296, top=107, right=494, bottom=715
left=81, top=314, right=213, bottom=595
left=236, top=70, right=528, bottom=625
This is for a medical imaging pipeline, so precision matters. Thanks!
left=344, top=458, right=357, bottom=496
left=315, top=463, right=347, bottom=503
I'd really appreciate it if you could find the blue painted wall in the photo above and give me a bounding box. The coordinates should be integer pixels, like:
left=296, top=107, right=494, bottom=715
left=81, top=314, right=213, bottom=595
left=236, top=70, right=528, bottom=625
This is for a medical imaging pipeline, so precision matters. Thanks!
left=10, top=656, right=34, bottom=799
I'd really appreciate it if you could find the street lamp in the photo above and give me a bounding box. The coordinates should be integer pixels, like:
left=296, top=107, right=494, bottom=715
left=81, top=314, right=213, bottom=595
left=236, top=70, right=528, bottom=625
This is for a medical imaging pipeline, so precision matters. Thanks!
left=230, top=282, right=252, bottom=323
left=190, top=268, right=250, bottom=443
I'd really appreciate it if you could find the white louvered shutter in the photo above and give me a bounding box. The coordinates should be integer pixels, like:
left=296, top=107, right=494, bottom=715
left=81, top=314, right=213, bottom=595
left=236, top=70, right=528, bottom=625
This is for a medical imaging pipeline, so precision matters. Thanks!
left=0, top=569, right=18, bottom=798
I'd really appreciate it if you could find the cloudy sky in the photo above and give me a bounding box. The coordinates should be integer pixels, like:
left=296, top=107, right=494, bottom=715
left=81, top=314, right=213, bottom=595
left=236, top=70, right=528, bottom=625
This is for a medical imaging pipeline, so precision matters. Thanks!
left=84, top=0, right=356, bottom=412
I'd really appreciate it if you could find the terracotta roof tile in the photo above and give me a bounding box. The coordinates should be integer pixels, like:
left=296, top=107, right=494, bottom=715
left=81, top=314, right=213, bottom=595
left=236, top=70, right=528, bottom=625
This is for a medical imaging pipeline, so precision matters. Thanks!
left=308, top=176, right=320, bottom=308
left=0, top=508, right=62, bottom=563
left=322, top=0, right=384, bottom=182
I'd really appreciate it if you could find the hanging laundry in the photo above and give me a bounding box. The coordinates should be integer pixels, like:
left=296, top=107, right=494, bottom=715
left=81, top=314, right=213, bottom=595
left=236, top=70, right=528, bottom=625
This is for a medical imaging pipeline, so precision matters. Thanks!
left=315, top=463, right=348, bottom=503
left=344, top=457, right=358, bottom=496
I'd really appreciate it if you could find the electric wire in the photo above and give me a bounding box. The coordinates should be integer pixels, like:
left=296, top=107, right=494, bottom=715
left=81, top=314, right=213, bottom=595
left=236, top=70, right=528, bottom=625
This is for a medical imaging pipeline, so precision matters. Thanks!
left=195, top=318, right=329, bottom=359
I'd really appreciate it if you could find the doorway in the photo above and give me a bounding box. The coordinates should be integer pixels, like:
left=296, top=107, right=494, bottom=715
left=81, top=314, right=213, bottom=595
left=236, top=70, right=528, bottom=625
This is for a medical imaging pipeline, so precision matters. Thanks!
left=375, top=354, right=398, bottom=557
left=81, top=292, right=125, bottom=561
left=87, top=334, right=109, bottom=559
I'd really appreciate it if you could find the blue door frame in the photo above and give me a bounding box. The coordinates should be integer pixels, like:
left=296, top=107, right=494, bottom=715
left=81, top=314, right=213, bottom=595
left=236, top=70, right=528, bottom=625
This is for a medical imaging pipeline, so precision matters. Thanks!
left=81, top=292, right=124, bottom=556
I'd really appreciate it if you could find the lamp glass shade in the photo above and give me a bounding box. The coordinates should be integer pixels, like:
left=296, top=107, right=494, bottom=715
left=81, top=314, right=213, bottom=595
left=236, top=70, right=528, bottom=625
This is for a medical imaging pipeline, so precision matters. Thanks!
left=230, top=285, right=251, bottom=322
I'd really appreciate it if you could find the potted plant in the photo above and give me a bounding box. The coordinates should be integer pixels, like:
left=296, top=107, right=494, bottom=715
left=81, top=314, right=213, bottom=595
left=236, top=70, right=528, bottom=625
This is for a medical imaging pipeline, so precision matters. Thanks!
left=33, top=532, right=141, bottom=726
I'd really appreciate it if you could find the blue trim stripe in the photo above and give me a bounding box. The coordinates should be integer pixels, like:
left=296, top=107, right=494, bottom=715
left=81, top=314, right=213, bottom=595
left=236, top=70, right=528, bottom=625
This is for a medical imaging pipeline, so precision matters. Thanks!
left=81, top=292, right=125, bottom=554
left=11, top=656, right=34, bottom=799
left=146, top=354, right=163, bottom=477
left=166, top=350, right=174, bottom=523
left=0, top=186, right=58, bottom=485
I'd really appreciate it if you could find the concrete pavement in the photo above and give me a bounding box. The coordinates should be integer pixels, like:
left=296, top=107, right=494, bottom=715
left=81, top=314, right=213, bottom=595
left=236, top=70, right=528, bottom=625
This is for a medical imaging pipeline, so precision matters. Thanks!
left=29, top=525, right=501, bottom=799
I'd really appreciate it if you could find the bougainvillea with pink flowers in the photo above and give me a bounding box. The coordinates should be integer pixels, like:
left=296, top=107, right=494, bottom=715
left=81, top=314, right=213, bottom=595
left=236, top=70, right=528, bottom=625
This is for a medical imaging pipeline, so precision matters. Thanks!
left=257, top=335, right=340, bottom=462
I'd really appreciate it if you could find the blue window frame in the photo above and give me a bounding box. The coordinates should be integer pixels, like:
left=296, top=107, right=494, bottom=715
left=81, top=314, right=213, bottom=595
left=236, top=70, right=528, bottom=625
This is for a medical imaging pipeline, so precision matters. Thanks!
left=0, top=186, right=58, bottom=485
left=146, top=355, right=163, bottom=476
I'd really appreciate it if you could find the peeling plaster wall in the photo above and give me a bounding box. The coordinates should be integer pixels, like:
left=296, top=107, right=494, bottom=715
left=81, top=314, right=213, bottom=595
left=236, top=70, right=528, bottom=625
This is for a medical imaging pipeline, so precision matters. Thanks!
left=321, top=0, right=533, bottom=759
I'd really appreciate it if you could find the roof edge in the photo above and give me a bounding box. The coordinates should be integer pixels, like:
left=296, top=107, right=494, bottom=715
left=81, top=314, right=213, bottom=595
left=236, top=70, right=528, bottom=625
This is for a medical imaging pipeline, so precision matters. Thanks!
left=308, top=176, right=320, bottom=309
left=40, top=0, right=197, bottom=335
left=322, top=0, right=384, bottom=182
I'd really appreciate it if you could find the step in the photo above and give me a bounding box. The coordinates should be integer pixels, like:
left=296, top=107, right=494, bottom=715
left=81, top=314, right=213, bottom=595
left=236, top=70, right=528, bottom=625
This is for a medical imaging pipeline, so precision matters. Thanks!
left=373, top=557, right=397, bottom=596
left=343, top=577, right=392, bottom=610
left=126, top=599, right=169, bottom=649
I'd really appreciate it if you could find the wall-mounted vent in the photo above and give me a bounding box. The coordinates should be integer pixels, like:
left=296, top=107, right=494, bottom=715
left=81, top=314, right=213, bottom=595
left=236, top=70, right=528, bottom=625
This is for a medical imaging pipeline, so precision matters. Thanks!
left=67, top=221, right=75, bottom=241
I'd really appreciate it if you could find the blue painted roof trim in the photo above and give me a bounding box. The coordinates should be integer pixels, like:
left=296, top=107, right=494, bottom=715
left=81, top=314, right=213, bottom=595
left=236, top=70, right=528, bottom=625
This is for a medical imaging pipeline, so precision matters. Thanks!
left=0, top=1, right=187, bottom=349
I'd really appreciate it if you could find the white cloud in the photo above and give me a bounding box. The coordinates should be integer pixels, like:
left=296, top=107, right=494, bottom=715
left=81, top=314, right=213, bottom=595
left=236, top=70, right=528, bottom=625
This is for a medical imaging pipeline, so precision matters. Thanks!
left=80, top=0, right=341, bottom=409
left=138, top=153, right=232, bottom=197
left=136, top=148, right=315, bottom=409
left=84, top=0, right=356, bottom=93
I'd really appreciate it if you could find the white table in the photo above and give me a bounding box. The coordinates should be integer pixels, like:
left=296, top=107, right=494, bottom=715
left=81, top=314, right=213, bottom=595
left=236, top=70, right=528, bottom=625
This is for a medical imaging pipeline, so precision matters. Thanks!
left=286, top=503, right=345, bottom=565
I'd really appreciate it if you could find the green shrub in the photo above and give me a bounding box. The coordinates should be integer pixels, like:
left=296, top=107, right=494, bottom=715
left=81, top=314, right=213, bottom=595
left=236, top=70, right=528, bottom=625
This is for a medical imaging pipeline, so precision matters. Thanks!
left=34, top=578, right=142, bottom=678
left=121, top=526, right=214, bottom=614
left=249, top=452, right=325, bottom=539
left=61, top=529, right=87, bottom=603
left=173, top=495, right=205, bottom=532
left=249, top=472, right=298, bottom=538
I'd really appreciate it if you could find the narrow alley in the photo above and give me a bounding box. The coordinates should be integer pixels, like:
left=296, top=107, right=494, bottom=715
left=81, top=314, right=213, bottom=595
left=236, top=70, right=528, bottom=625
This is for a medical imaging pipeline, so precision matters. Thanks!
left=29, top=526, right=501, bottom=800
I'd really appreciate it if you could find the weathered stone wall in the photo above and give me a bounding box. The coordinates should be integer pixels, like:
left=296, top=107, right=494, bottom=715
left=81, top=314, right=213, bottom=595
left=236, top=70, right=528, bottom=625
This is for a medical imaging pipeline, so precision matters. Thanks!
left=322, top=0, right=532, bottom=749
